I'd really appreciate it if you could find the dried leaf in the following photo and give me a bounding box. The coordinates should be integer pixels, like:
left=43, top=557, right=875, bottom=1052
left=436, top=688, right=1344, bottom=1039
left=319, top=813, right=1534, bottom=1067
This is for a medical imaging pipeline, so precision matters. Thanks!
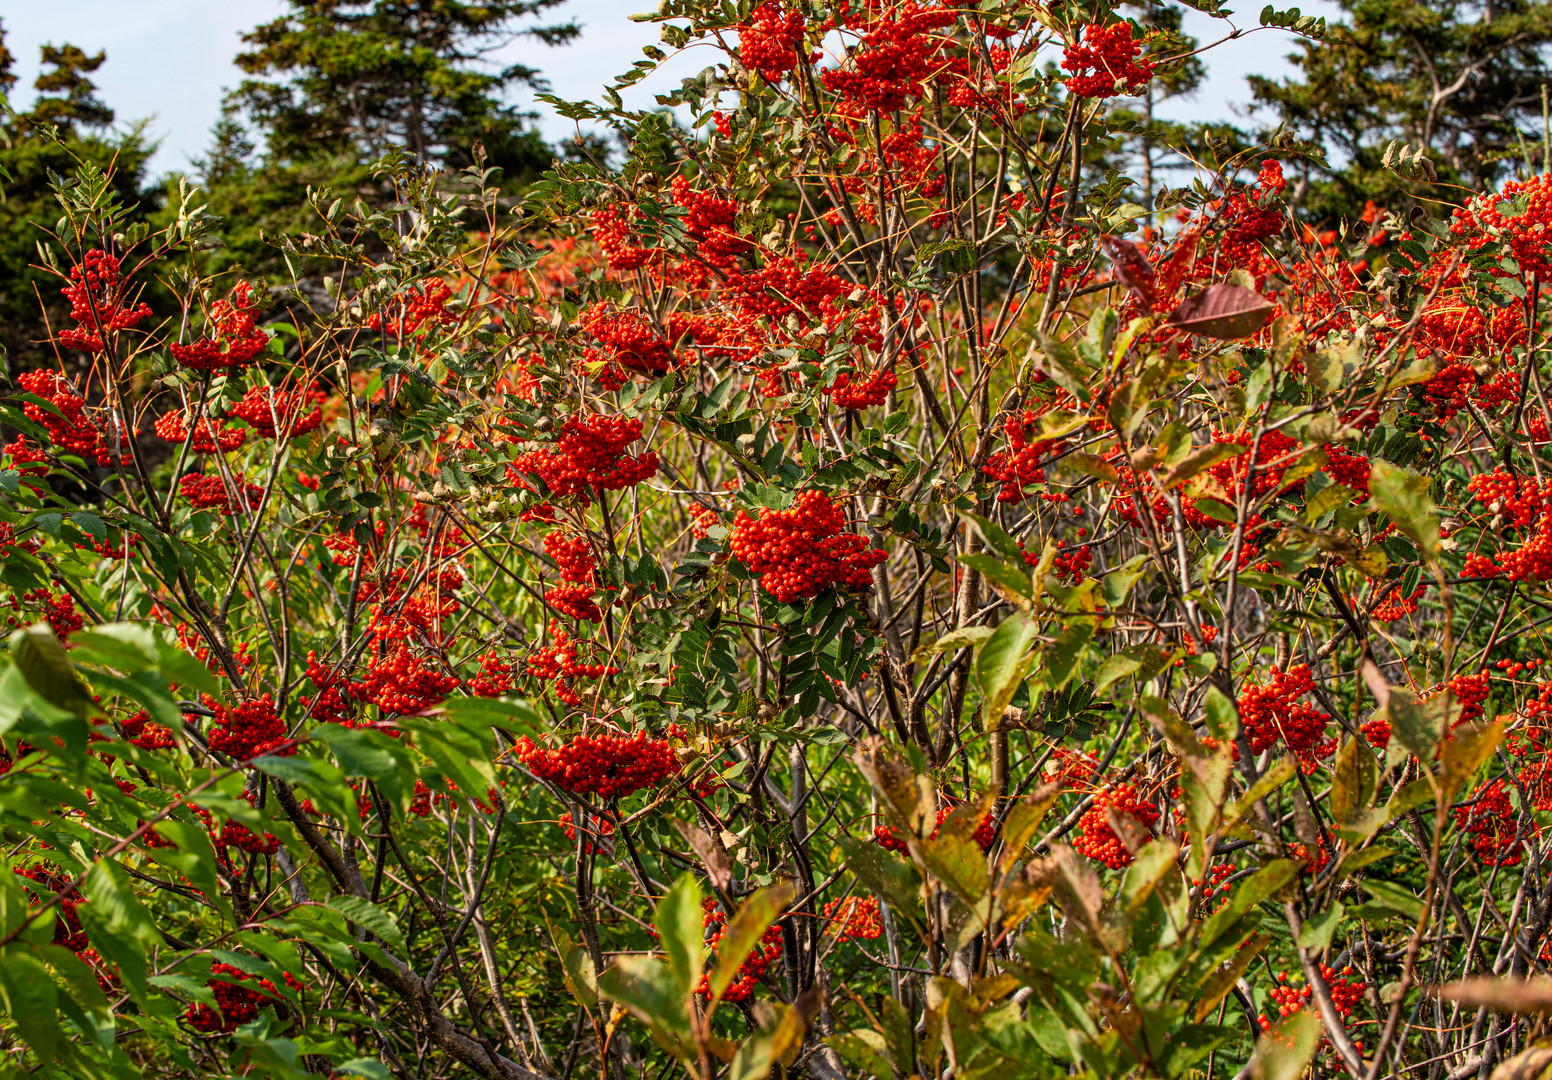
left=1436, top=978, right=1552, bottom=1014
left=1167, top=283, right=1275, bottom=340
left=1101, top=234, right=1162, bottom=311
left=674, top=820, right=732, bottom=890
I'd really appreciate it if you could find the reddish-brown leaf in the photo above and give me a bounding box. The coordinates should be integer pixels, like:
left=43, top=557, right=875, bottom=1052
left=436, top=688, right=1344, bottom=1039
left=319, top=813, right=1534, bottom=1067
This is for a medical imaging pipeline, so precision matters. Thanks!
left=1166, top=282, right=1275, bottom=339
left=1101, top=235, right=1162, bottom=311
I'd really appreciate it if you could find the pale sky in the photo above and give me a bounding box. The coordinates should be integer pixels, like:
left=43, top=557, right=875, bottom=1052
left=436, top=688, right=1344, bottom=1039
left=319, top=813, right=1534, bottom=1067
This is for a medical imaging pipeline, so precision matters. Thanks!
left=2, top=0, right=1342, bottom=179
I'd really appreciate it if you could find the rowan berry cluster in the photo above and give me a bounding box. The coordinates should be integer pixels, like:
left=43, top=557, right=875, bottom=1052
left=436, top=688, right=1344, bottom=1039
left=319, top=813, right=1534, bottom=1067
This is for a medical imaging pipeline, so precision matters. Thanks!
left=737, top=2, right=806, bottom=83
left=357, top=645, right=460, bottom=714
left=178, top=473, right=266, bottom=516
left=367, top=278, right=456, bottom=340
left=984, top=411, right=1064, bottom=503
left=154, top=410, right=247, bottom=454
left=729, top=490, right=886, bottom=602
left=170, top=283, right=271, bottom=371
left=582, top=308, right=677, bottom=383
left=819, top=5, right=955, bottom=112
left=185, top=962, right=289, bottom=1033
left=17, top=370, right=129, bottom=468
left=696, top=896, right=783, bottom=1001
left=514, top=730, right=679, bottom=798
left=525, top=621, right=618, bottom=706
left=671, top=175, right=751, bottom=266
left=1371, top=583, right=1425, bottom=622
left=204, top=694, right=289, bottom=760
left=826, top=365, right=896, bottom=410
left=1451, top=173, right=1552, bottom=277
left=467, top=651, right=515, bottom=697
left=1238, top=665, right=1334, bottom=760
left=822, top=894, right=883, bottom=941
left=57, top=249, right=153, bottom=352
left=558, top=811, right=615, bottom=855
left=1062, top=22, right=1154, bottom=98
left=15, top=864, right=88, bottom=950
left=1265, top=966, right=1365, bottom=1025
left=120, top=709, right=177, bottom=749
left=544, top=530, right=597, bottom=584
left=873, top=806, right=996, bottom=853
left=1074, top=784, right=1160, bottom=869
left=1190, top=862, right=1236, bottom=915
left=513, top=413, right=658, bottom=501
left=1455, top=778, right=1525, bottom=865
left=6, top=588, right=84, bottom=640
left=543, top=583, right=604, bottom=624
left=227, top=383, right=324, bottom=439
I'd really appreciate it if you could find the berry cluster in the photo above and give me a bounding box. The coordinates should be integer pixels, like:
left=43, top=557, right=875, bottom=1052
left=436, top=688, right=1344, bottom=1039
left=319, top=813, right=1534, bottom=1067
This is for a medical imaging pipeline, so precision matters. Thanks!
left=671, top=175, right=751, bottom=266
left=185, top=962, right=289, bottom=1033
left=984, top=411, right=1064, bottom=503
left=873, top=806, right=996, bottom=853
left=178, top=473, right=266, bottom=516
left=1451, top=173, right=1552, bottom=277
left=204, top=694, right=290, bottom=760
left=1190, top=862, right=1236, bottom=915
left=582, top=308, right=677, bottom=382
left=544, top=584, right=605, bottom=624
left=729, top=490, right=886, bottom=602
left=1265, top=965, right=1365, bottom=1025
left=1238, top=665, right=1334, bottom=762
left=154, top=410, right=247, bottom=454
left=544, top=530, right=597, bottom=584
left=467, top=651, right=515, bottom=697
left=1074, top=784, right=1160, bottom=869
left=1454, top=779, right=1525, bottom=866
left=227, top=382, right=324, bottom=440
left=558, top=810, right=615, bottom=855
left=57, top=249, right=153, bottom=353
left=367, top=278, right=456, bottom=340
left=822, top=894, right=883, bottom=941
left=737, top=2, right=806, bottom=83
left=15, top=864, right=88, bottom=950
left=170, top=283, right=271, bottom=371
left=826, top=364, right=897, bottom=410
left=820, top=5, right=955, bottom=112
left=17, top=370, right=130, bottom=468
left=696, top=896, right=783, bottom=1001
left=1062, top=22, right=1154, bottom=98
left=512, top=413, right=659, bottom=502
left=525, top=621, right=618, bottom=706
left=357, top=645, right=460, bottom=714
left=514, top=730, right=679, bottom=798
left=121, top=708, right=177, bottom=749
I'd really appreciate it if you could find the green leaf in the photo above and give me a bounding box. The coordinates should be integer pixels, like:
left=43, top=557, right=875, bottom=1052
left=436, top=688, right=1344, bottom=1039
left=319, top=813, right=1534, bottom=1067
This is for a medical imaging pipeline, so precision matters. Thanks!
left=1160, top=442, right=1247, bottom=490
left=655, top=873, right=704, bottom=998
left=1046, top=616, right=1095, bottom=689
left=10, top=623, right=97, bottom=718
left=1369, top=460, right=1440, bottom=559
left=963, top=512, right=1025, bottom=563
left=1297, top=902, right=1345, bottom=951
left=1387, top=687, right=1446, bottom=760
left=0, top=950, right=58, bottom=1061
left=976, top=613, right=1038, bottom=730
left=711, top=881, right=795, bottom=1003
left=1251, top=1009, right=1320, bottom=1080
left=1201, top=860, right=1298, bottom=947
left=328, top=896, right=406, bottom=954
left=599, top=956, right=694, bottom=1059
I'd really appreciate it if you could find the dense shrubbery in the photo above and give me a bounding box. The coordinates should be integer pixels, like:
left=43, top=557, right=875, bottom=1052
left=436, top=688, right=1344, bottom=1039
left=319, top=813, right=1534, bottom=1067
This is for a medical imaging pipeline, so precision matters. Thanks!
left=5, top=3, right=1552, bottom=1080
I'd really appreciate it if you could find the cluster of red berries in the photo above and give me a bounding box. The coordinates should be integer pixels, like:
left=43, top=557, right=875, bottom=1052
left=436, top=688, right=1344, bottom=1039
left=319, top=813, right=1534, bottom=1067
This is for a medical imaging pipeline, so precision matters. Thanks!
left=1062, top=22, right=1154, bottom=98
left=873, top=805, right=996, bottom=854
left=204, top=694, right=289, bottom=760
left=592, top=203, right=654, bottom=271
left=170, top=283, right=271, bottom=370
left=737, top=2, right=806, bottom=82
left=154, top=410, right=247, bottom=454
left=178, top=473, right=266, bottom=516
left=1190, top=862, right=1237, bottom=914
left=121, top=708, right=177, bottom=749
left=1238, top=665, right=1334, bottom=759
left=185, top=963, right=296, bottom=1033
left=15, top=864, right=88, bottom=950
left=1455, top=778, right=1525, bottom=866
left=227, top=382, right=324, bottom=439
left=514, top=730, right=679, bottom=798
left=1451, top=173, right=1552, bottom=277
left=544, top=530, right=597, bottom=584
left=984, top=411, right=1065, bottom=503
left=1264, top=965, right=1365, bottom=1026
left=5, top=588, right=84, bottom=640
left=822, top=894, right=883, bottom=941
left=525, top=621, right=618, bottom=706
left=543, top=583, right=604, bottom=624
left=582, top=307, right=677, bottom=381
left=367, top=278, right=457, bottom=340
left=57, top=249, right=153, bottom=352
left=467, top=651, right=515, bottom=697
left=513, top=413, right=659, bottom=501
left=729, top=490, right=886, bottom=602
left=1074, top=784, right=1160, bottom=869
left=826, top=365, right=897, bottom=410
left=696, top=896, right=783, bottom=1001
left=558, top=811, right=615, bottom=855
left=357, top=645, right=460, bottom=714
left=820, top=5, right=955, bottom=112
left=17, top=370, right=130, bottom=468
left=671, top=175, right=751, bottom=266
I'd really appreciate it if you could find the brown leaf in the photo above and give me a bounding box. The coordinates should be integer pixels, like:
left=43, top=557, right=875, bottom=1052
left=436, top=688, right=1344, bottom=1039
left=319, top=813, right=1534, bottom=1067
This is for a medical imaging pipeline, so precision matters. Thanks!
left=674, top=819, right=732, bottom=890
left=1101, top=235, right=1162, bottom=311
left=1491, top=1048, right=1552, bottom=1080
left=1166, top=283, right=1275, bottom=340
left=1359, top=658, right=1390, bottom=709
left=1436, top=977, right=1552, bottom=1013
